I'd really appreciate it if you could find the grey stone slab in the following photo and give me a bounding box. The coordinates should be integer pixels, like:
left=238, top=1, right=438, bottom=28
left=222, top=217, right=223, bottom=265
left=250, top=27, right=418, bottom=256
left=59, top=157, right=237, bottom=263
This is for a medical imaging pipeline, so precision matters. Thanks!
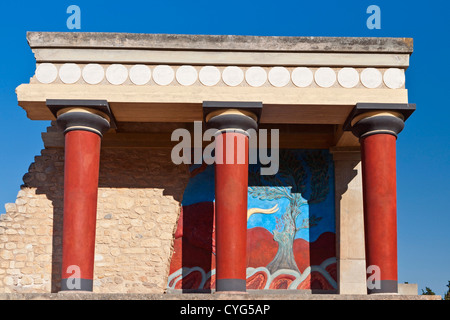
left=27, top=32, right=413, bottom=53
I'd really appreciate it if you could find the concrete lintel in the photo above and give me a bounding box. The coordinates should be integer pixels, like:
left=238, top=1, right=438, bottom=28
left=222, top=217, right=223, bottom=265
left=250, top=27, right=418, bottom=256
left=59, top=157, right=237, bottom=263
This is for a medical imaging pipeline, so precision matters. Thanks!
left=17, top=84, right=409, bottom=123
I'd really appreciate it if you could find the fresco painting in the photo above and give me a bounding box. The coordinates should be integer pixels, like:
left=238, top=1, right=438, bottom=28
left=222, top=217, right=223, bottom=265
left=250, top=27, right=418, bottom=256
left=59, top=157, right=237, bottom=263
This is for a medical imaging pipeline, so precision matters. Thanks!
left=167, top=149, right=336, bottom=290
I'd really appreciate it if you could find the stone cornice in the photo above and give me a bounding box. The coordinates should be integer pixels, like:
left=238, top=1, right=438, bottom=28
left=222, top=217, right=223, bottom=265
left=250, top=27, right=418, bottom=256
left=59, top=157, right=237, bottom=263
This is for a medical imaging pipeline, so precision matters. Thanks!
left=27, top=32, right=413, bottom=54
left=27, top=32, right=412, bottom=70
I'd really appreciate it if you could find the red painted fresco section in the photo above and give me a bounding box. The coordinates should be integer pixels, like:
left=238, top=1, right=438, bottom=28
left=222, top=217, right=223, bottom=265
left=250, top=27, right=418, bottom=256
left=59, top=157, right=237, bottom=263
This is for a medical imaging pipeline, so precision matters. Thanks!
left=171, top=203, right=216, bottom=273
left=169, top=202, right=336, bottom=289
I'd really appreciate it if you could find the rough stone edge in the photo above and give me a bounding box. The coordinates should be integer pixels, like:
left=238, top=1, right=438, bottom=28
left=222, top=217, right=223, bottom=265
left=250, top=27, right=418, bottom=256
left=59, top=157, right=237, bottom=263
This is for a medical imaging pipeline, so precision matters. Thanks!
left=26, top=32, right=413, bottom=54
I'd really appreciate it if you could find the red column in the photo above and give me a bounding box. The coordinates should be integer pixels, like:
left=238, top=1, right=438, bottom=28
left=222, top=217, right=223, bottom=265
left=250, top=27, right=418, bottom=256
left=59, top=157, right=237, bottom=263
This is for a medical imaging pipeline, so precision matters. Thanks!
left=349, top=108, right=409, bottom=294
left=61, top=130, right=102, bottom=291
left=214, top=132, right=249, bottom=292
left=360, top=133, right=398, bottom=293
left=52, top=104, right=111, bottom=292
left=203, top=103, right=261, bottom=293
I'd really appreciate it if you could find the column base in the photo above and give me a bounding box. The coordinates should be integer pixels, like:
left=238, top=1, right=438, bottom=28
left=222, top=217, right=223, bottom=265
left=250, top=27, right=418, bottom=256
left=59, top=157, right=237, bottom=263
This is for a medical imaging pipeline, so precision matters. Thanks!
left=214, top=291, right=249, bottom=295
left=215, top=279, right=246, bottom=293
left=60, top=278, right=93, bottom=292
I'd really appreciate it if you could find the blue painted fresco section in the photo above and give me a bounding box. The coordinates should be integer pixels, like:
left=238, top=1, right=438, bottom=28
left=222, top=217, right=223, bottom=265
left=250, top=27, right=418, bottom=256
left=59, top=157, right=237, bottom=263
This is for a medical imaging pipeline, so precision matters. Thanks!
left=247, top=150, right=335, bottom=242
left=180, top=149, right=335, bottom=243
left=181, top=164, right=215, bottom=206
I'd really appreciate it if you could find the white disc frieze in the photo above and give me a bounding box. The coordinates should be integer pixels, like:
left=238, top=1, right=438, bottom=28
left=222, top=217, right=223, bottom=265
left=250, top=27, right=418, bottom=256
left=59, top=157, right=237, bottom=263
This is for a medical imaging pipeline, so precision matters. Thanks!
left=129, top=65, right=151, bottom=85
left=36, top=63, right=58, bottom=84
left=268, top=67, right=290, bottom=87
left=222, top=66, right=244, bottom=87
left=59, top=63, right=81, bottom=84
left=291, top=67, right=313, bottom=88
left=314, top=67, right=336, bottom=88
left=82, top=64, right=105, bottom=85
left=338, top=68, right=359, bottom=88
left=153, top=65, right=174, bottom=86
left=245, top=67, right=267, bottom=87
left=383, top=68, right=405, bottom=89
left=176, top=65, right=198, bottom=86
left=199, top=66, right=221, bottom=86
left=361, top=68, right=382, bottom=89
left=106, top=64, right=128, bottom=85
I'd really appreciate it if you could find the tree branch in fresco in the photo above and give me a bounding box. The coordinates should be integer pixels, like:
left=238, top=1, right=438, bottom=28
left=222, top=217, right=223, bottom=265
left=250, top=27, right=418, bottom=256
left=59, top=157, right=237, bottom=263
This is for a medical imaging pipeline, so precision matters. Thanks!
left=248, top=150, right=330, bottom=274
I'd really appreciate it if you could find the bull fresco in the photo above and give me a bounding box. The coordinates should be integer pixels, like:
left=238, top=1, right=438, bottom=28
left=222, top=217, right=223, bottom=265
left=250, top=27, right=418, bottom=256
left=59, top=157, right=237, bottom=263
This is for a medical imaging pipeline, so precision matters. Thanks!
left=167, top=149, right=336, bottom=291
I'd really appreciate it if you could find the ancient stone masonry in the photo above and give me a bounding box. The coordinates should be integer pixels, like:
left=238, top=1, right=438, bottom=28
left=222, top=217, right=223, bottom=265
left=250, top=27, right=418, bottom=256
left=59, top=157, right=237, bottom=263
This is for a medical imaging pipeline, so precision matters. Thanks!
left=0, top=148, right=63, bottom=293
left=1, top=125, right=190, bottom=293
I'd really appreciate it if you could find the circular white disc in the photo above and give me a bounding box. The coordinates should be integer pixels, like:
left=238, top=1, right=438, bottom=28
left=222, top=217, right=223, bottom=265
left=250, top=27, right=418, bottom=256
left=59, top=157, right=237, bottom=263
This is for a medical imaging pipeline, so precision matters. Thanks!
left=222, top=66, right=244, bottom=87
left=338, top=67, right=359, bottom=88
left=314, top=67, right=336, bottom=88
left=106, top=64, right=128, bottom=85
left=361, top=68, right=382, bottom=89
left=383, top=68, right=405, bottom=89
left=59, top=63, right=81, bottom=84
left=245, top=67, right=267, bottom=87
left=291, top=67, right=313, bottom=87
left=268, top=67, right=290, bottom=87
left=153, top=65, right=175, bottom=86
left=82, top=64, right=105, bottom=85
left=36, top=63, right=58, bottom=84
left=129, top=65, right=151, bottom=85
left=176, top=65, right=198, bottom=86
left=199, top=66, right=221, bottom=86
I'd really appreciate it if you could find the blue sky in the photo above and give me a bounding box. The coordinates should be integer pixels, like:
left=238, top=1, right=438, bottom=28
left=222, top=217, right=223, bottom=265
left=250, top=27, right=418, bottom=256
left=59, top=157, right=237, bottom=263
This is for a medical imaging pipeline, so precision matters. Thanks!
left=0, top=0, right=449, bottom=296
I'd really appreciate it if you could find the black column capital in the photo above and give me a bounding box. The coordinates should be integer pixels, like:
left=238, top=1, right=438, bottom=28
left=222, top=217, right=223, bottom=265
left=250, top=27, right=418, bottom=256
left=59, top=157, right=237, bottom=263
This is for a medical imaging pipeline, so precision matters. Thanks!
left=46, top=99, right=115, bottom=137
left=202, top=101, right=262, bottom=133
left=344, top=103, right=415, bottom=139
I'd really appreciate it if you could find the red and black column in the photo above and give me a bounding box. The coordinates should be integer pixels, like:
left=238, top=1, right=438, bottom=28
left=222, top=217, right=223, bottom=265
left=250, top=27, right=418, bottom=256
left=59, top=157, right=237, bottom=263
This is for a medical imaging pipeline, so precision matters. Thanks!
left=348, top=103, right=415, bottom=294
left=204, top=102, right=261, bottom=293
left=48, top=100, right=112, bottom=292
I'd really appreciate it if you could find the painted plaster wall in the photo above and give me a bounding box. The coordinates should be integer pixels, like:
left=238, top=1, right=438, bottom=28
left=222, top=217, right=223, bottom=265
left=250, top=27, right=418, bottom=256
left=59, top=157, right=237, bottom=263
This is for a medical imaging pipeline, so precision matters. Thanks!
left=168, top=149, right=337, bottom=291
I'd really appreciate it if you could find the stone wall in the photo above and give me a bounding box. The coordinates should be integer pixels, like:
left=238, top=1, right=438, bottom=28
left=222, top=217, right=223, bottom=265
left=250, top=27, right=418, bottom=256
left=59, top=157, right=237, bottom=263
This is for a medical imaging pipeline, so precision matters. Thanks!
left=0, top=147, right=190, bottom=293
